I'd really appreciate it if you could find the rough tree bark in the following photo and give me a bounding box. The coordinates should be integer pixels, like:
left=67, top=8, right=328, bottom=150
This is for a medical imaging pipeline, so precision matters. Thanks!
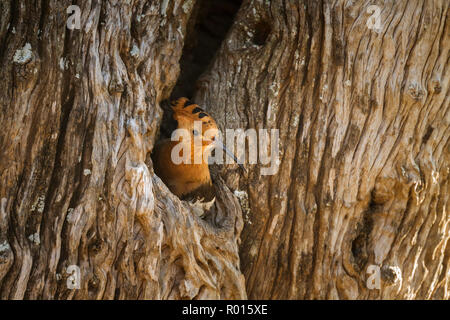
left=0, top=0, right=245, bottom=299
left=0, top=0, right=448, bottom=300
left=196, top=0, right=449, bottom=299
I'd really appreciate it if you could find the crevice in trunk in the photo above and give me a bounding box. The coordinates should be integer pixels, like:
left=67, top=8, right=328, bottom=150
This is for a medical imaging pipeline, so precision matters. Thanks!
left=155, top=0, right=242, bottom=145
left=351, top=195, right=378, bottom=271
left=171, top=0, right=242, bottom=101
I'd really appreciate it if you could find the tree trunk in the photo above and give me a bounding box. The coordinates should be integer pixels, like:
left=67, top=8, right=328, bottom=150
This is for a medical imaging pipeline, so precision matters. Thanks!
left=0, top=0, right=448, bottom=300
left=195, top=0, right=449, bottom=299
left=0, top=0, right=245, bottom=300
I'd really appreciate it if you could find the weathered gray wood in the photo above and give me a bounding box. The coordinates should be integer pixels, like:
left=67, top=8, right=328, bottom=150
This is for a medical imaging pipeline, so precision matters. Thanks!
left=0, top=0, right=448, bottom=300
left=0, top=0, right=246, bottom=300
left=196, top=0, right=449, bottom=299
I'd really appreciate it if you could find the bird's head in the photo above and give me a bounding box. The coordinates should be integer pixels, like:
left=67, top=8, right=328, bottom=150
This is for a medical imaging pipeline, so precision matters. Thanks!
left=171, top=97, right=219, bottom=149
left=171, top=97, right=245, bottom=171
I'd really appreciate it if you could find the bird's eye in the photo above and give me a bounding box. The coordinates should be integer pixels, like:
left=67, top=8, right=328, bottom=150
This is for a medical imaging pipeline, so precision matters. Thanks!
left=211, top=136, right=216, bottom=141
left=193, top=129, right=199, bottom=136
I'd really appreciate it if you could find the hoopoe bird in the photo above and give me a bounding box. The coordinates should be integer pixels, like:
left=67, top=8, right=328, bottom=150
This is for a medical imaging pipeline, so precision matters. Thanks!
left=153, top=97, right=244, bottom=202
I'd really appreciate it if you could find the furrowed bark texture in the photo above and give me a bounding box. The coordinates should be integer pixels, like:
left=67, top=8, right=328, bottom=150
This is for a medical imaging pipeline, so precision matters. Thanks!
left=195, top=0, right=449, bottom=299
left=0, top=0, right=448, bottom=301
left=0, top=0, right=245, bottom=299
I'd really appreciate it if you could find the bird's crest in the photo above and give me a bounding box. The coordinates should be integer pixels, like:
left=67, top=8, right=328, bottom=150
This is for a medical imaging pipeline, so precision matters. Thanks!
left=171, top=97, right=216, bottom=126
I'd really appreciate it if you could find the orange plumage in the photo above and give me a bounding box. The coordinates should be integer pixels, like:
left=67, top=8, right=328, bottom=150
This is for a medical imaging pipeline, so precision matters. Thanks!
left=153, top=98, right=233, bottom=201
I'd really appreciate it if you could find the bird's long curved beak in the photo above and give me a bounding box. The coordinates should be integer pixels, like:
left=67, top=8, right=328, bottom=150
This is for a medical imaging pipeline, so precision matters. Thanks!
left=214, top=139, right=246, bottom=173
